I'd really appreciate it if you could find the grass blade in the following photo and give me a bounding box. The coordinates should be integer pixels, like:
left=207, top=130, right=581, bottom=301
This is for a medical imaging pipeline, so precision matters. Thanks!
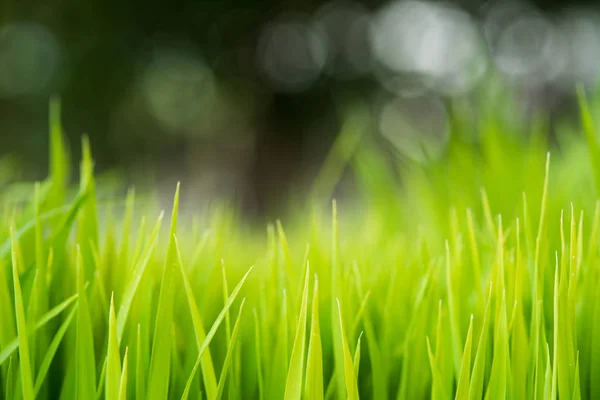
left=181, top=266, right=254, bottom=400
left=336, top=299, right=359, bottom=400
left=215, top=299, right=246, bottom=400
left=106, top=294, right=122, bottom=400
left=11, top=228, right=35, bottom=400
left=284, top=265, right=310, bottom=400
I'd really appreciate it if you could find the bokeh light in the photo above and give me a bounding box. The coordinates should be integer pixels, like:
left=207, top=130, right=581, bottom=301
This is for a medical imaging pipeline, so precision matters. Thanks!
left=257, top=14, right=328, bottom=92
left=371, top=1, right=487, bottom=95
left=0, top=23, right=61, bottom=98
left=139, top=45, right=216, bottom=132
left=483, top=3, right=566, bottom=83
left=313, top=0, right=373, bottom=79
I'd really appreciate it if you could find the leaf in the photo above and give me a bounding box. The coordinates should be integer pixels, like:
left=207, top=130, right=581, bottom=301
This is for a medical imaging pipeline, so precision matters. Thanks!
left=34, top=305, right=77, bottom=395
left=11, top=228, right=35, bottom=400
left=215, top=299, right=246, bottom=400
left=336, top=299, right=359, bottom=400
left=305, top=277, right=323, bottom=400
left=175, top=236, right=218, bottom=400
left=106, top=294, right=122, bottom=400
left=484, top=291, right=508, bottom=400
left=5, top=356, right=13, bottom=400
left=116, top=211, right=164, bottom=341
left=0, top=291, right=79, bottom=365
left=353, top=332, right=362, bottom=379
left=147, top=184, right=179, bottom=400
left=469, top=283, right=493, bottom=400
left=48, top=95, right=70, bottom=209
left=118, top=348, right=129, bottom=400
left=181, top=266, right=254, bottom=400
left=455, top=315, right=474, bottom=400
left=284, top=265, right=310, bottom=400
left=75, top=247, right=96, bottom=399
left=136, top=324, right=145, bottom=400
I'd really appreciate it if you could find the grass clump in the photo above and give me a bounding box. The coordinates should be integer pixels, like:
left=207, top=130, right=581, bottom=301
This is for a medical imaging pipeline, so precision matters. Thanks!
left=3, top=88, right=600, bottom=399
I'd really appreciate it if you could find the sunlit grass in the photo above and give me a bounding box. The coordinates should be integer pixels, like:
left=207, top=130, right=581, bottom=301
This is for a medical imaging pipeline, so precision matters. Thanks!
left=3, top=87, right=600, bottom=399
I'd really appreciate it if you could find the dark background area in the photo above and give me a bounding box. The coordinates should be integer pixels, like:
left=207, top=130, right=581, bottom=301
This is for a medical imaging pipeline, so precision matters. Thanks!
left=1, top=0, right=599, bottom=214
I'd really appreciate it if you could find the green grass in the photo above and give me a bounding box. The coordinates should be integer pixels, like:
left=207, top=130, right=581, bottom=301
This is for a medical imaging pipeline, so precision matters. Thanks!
left=4, top=84, right=600, bottom=399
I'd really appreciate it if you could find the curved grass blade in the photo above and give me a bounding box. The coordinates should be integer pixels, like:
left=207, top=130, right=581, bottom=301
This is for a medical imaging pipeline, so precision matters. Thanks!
left=75, top=247, right=96, bottom=399
left=11, top=228, right=35, bottom=400
left=106, top=294, right=122, bottom=400
left=147, top=184, right=179, bottom=400
left=175, top=236, right=218, bottom=399
left=455, top=315, right=474, bottom=400
left=284, top=265, right=310, bottom=400
left=34, top=305, right=77, bottom=395
left=116, top=211, right=164, bottom=341
left=118, top=348, right=129, bottom=400
left=181, top=266, right=254, bottom=400
left=336, top=299, right=359, bottom=400
left=215, top=299, right=246, bottom=400
left=469, top=283, right=493, bottom=400
left=0, top=291, right=79, bottom=365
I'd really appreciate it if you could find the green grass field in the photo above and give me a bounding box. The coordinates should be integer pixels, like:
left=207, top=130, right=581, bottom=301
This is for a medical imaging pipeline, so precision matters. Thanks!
left=3, top=86, right=600, bottom=399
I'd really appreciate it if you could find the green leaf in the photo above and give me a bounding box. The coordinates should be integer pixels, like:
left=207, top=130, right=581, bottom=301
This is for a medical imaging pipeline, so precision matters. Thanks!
left=336, top=299, right=359, bottom=400
left=181, top=266, right=254, bottom=400
left=147, top=183, right=179, bottom=400
left=215, top=299, right=246, bottom=400
left=75, top=247, right=96, bottom=399
left=48, top=95, right=70, bottom=209
left=5, top=356, right=13, bottom=400
left=469, top=283, right=493, bottom=400
left=116, top=211, right=163, bottom=341
left=305, top=277, right=323, bottom=400
left=284, top=265, right=310, bottom=400
left=11, top=228, right=35, bottom=400
left=175, top=236, right=218, bottom=399
left=455, top=315, right=474, bottom=400
left=118, top=348, right=129, bottom=400
left=0, top=291, right=79, bottom=365
left=106, top=294, right=122, bottom=400
left=34, top=305, right=77, bottom=395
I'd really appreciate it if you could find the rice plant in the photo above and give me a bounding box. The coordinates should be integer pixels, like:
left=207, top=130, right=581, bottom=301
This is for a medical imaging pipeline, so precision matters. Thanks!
left=3, top=87, right=600, bottom=399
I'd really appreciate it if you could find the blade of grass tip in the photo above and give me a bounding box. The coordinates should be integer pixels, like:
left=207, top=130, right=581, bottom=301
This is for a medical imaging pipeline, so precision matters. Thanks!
left=34, top=305, right=77, bottom=395
left=106, top=294, right=122, bottom=400
left=466, top=209, right=484, bottom=305
left=0, top=291, right=79, bottom=365
left=577, top=85, right=600, bottom=192
left=534, top=153, right=550, bottom=303
left=75, top=246, right=96, bottom=400
left=181, top=266, right=254, bottom=400
left=446, top=241, right=462, bottom=378
left=469, top=283, right=493, bottom=400
left=330, top=200, right=345, bottom=400
left=253, top=309, right=264, bottom=400
left=305, top=276, right=323, bottom=400
left=5, top=356, right=13, bottom=400
left=215, top=299, right=247, bottom=400
left=427, top=336, right=451, bottom=400
left=336, top=299, right=359, bottom=400
left=174, top=236, right=217, bottom=400
left=351, top=290, right=371, bottom=337
left=48, top=95, right=70, bottom=208
left=136, top=324, right=144, bottom=400
left=116, top=211, right=164, bottom=341
left=480, top=188, right=496, bottom=240
left=11, top=228, right=35, bottom=400
left=147, top=183, right=179, bottom=400
left=284, top=264, right=311, bottom=400
left=353, top=332, right=362, bottom=379
left=455, top=315, right=474, bottom=400
left=77, top=136, right=99, bottom=282
left=116, top=188, right=135, bottom=290
left=276, top=220, right=295, bottom=290
left=118, top=348, right=129, bottom=400
left=484, top=290, right=508, bottom=400
left=544, top=343, right=553, bottom=400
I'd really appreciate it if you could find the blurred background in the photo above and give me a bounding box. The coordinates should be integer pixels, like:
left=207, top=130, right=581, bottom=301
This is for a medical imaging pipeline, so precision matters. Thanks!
left=1, top=0, right=599, bottom=216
